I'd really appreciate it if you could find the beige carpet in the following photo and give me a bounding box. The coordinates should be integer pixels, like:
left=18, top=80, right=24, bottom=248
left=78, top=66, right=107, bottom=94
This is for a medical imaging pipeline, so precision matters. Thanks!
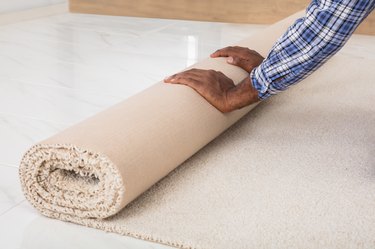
left=19, top=11, right=375, bottom=249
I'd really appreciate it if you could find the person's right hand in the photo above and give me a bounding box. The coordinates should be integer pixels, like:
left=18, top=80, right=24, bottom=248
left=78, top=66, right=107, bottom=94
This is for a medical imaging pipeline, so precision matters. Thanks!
left=210, top=46, right=264, bottom=73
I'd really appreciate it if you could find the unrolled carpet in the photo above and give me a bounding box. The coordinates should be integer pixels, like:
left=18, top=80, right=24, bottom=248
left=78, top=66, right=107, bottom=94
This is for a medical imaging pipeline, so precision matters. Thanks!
left=19, top=11, right=375, bottom=249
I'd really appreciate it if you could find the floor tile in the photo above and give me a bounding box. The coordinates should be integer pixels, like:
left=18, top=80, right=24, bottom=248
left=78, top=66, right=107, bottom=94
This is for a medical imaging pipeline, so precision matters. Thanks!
left=0, top=165, right=24, bottom=215
left=0, top=79, right=126, bottom=124
left=0, top=114, right=69, bottom=166
left=0, top=202, right=172, bottom=249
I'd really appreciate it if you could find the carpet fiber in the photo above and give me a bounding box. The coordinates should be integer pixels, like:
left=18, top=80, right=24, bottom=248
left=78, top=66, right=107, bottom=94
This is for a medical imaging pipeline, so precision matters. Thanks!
left=19, top=11, right=375, bottom=249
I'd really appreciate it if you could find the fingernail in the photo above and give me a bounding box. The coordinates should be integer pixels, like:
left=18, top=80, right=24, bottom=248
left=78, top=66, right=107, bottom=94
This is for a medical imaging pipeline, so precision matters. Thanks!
left=227, top=57, right=233, bottom=63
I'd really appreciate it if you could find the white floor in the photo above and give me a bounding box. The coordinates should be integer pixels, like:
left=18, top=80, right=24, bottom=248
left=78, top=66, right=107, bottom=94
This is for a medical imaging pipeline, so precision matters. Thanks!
left=0, top=11, right=374, bottom=249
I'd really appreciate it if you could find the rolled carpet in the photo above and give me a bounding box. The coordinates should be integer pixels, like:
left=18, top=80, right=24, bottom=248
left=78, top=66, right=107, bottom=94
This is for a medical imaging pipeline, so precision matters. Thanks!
left=19, top=10, right=375, bottom=249
left=19, top=12, right=302, bottom=221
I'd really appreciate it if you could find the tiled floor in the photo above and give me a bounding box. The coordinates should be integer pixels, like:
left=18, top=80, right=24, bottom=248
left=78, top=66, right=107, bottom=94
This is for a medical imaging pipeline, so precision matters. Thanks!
left=0, top=12, right=266, bottom=248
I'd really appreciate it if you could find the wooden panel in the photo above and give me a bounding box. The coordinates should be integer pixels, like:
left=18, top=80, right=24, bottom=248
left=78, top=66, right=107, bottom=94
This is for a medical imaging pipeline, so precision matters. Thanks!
left=356, top=12, right=375, bottom=35
left=69, top=0, right=375, bottom=35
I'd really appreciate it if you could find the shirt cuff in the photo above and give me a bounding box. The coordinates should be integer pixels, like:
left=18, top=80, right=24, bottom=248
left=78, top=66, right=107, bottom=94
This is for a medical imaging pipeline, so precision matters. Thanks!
left=250, top=65, right=272, bottom=100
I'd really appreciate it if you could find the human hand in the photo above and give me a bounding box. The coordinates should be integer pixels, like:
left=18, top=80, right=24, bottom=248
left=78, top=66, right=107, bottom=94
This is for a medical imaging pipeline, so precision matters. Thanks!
left=210, top=46, right=264, bottom=73
left=164, top=69, right=259, bottom=113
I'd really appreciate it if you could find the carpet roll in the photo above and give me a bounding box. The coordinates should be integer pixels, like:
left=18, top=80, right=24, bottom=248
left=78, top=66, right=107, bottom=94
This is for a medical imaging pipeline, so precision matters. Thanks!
left=19, top=11, right=304, bottom=246
left=18, top=54, right=254, bottom=220
left=20, top=144, right=124, bottom=219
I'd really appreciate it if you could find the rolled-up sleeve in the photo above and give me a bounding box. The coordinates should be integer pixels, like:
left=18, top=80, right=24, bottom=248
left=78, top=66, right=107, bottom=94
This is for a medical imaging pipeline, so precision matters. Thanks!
left=250, top=0, right=375, bottom=100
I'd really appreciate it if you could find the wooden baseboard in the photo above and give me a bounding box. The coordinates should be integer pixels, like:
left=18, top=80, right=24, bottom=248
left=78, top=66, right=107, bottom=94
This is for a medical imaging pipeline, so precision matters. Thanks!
left=355, top=12, right=375, bottom=35
left=69, top=0, right=375, bottom=35
left=70, top=0, right=309, bottom=24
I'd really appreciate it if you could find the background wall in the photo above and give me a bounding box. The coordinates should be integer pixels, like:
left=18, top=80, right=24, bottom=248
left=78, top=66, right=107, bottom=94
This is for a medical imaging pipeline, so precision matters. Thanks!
left=0, top=0, right=66, bottom=14
left=69, top=0, right=375, bottom=35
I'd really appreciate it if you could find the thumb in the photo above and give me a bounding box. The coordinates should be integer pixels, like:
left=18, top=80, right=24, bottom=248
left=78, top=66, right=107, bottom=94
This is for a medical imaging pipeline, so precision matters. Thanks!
left=227, top=56, right=250, bottom=71
left=226, top=56, right=235, bottom=64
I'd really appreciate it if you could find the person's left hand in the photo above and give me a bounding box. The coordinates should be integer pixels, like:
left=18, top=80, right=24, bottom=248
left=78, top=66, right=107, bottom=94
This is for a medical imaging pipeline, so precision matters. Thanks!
left=164, top=68, right=259, bottom=113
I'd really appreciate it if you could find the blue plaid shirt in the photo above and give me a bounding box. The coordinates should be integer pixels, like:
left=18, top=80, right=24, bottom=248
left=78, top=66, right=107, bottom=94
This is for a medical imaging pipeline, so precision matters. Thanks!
left=250, top=0, right=375, bottom=99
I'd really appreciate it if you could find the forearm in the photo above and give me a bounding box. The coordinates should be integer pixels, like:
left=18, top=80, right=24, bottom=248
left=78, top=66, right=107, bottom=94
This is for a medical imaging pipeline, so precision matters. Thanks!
left=251, top=0, right=375, bottom=100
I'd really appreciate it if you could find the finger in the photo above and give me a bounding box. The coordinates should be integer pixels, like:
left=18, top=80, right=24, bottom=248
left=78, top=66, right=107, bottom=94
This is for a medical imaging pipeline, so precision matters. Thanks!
left=227, top=56, right=244, bottom=65
left=210, top=47, right=233, bottom=58
left=164, top=74, right=177, bottom=83
left=164, top=68, right=211, bottom=83
left=164, top=71, right=202, bottom=84
left=184, top=68, right=208, bottom=76
left=226, top=56, right=251, bottom=72
left=186, top=69, right=222, bottom=81
left=210, top=46, right=247, bottom=58
left=166, top=76, right=203, bottom=92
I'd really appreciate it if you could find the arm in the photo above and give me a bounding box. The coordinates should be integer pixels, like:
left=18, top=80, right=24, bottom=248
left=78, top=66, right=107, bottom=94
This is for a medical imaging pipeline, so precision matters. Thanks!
left=165, top=0, right=374, bottom=112
left=251, top=0, right=375, bottom=99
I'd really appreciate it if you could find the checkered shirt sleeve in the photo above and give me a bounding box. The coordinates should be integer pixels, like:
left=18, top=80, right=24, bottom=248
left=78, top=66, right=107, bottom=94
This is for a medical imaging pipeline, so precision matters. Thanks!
left=250, top=0, right=375, bottom=99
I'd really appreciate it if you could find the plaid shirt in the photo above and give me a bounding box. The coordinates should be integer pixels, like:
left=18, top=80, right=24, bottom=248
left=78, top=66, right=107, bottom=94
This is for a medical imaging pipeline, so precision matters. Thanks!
left=250, top=0, right=375, bottom=99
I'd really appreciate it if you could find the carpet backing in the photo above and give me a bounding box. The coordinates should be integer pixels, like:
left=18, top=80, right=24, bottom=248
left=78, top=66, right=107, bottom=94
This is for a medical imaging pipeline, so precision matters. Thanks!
left=19, top=11, right=375, bottom=249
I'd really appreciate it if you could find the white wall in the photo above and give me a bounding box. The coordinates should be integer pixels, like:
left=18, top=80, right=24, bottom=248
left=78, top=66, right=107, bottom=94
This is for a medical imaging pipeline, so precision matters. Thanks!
left=0, top=0, right=66, bottom=14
